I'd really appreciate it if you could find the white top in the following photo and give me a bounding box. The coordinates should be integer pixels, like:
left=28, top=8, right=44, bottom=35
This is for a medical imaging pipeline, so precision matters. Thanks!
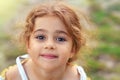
left=0, top=54, right=87, bottom=80
left=16, top=54, right=87, bottom=80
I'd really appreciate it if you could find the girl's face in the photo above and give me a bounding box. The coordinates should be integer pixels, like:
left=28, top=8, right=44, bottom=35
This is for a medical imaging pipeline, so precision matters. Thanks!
left=27, top=15, right=75, bottom=70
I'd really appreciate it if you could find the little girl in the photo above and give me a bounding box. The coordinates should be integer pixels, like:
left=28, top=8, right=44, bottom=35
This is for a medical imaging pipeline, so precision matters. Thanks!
left=0, top=2, right=90, bottom=80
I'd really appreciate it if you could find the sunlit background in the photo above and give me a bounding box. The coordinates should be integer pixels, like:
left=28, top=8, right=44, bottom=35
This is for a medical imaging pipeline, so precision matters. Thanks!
left=0, top=0, right=120, bottom=80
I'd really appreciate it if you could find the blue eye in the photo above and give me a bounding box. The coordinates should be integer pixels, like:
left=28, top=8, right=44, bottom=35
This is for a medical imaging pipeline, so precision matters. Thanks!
left=56, top=37, right=66, bottom=42
left=36, top=35, right=45, bottom=40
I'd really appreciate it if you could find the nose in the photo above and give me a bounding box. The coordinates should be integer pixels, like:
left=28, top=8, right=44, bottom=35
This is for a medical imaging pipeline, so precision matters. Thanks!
left=44, top=38, right=56, bottom=50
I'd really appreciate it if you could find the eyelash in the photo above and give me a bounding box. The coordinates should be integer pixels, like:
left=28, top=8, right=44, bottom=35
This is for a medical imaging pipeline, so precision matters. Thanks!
left=35, top=35, right=67, bottom=42
left=35, top=35, right=46, bottom=41
left=56, top=37, right=66, bottom=42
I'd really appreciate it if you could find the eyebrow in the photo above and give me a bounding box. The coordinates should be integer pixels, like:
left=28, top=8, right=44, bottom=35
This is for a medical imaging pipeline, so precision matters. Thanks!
left=33, top=29, right=47, bottom=34
left=55, top=30, right=69, bottom=36
left=33, top=29, right=69, bottom=36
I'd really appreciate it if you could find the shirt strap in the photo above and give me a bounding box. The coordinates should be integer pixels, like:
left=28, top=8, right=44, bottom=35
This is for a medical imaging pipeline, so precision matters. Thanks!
left=16, top=54, right=29, bottom=80
left=77, top=66, right=87, bottom=80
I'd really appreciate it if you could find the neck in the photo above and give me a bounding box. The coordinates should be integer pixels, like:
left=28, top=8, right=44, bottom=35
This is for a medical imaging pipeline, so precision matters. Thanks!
left=26, top=59, right=67, bottom=80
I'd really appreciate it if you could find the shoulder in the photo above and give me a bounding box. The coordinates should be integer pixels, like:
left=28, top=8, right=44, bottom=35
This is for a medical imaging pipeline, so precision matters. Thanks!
left=76, top=65, right=91, bottom=80
left=0, top=65, right=21, bottom=80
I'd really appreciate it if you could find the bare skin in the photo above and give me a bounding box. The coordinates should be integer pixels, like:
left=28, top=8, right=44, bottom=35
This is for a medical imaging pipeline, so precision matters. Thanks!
left=6, top=61, right=80, bottom=80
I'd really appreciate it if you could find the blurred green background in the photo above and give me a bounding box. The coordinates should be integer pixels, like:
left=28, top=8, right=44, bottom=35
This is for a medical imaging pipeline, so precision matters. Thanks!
left=0, top=0, right=120, bottom=80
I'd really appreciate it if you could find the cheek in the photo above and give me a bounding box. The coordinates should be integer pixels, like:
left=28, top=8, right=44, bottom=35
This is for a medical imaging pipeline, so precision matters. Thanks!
left=27, top=45, right=40, bottom=63
left=27, top=40, right=40, bottom=56
left=60, top=44, right=73, bottom=57
left=66, top=42, right=73, bottom=52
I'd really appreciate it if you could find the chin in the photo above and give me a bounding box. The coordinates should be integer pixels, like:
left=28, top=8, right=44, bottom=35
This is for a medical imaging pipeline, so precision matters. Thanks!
left=36, top=61, right=58, bottom=70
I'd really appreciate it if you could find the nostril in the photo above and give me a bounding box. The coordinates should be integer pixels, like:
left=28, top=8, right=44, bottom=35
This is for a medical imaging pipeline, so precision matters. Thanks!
left=44, top=38, right=56, bottom=49
left=44, top=43, right=56, bottom=49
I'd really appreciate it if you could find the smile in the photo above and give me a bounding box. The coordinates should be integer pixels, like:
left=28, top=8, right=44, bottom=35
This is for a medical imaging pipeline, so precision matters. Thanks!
left=40, top=54, right=58, bottom=59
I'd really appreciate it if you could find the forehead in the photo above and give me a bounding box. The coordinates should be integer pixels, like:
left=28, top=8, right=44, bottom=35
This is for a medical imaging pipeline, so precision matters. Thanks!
left=34, top=15, right=67, bottom=32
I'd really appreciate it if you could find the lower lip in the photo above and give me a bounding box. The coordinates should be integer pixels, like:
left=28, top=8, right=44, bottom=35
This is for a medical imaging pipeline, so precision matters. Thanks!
left=41, top=55, right=58, bottom=59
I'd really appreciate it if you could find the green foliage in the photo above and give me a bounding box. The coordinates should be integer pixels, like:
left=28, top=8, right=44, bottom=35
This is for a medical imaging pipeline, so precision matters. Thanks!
left=0, top=33, right=11, bottom=41
left=4, top=44, right=25, bottom=60
left=89, top=73, right=106, bottom=80
left=98, top=27, right=120, bottom=44
left=95, top=43, right=120, bottom=58
left=91, top=11, right=107, bottom=25
left=88, top=0, right=120, bottom=80
left=108, top=14, right=120, bottom=25
left=108, top=3, right=120, bottom=11
left=87, top=58, right=105, bottom=72
left=95, top=27, right=120, bottom=59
